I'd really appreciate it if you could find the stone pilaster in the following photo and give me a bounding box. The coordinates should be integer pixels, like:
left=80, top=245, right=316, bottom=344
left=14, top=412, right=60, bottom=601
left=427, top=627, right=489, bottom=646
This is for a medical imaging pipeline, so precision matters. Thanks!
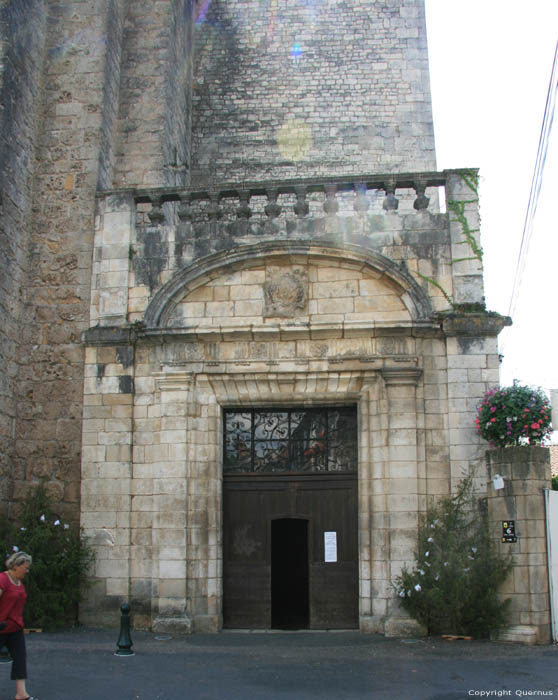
left=361, top=368, right=426, bottom=637
left=114, top=0, right=194, bottom=188
left=80, top=329, right=135, bottom=625
left=91, top=193, right=135, bottom=326
left=186, top=374, right=222, bottom=633
left=442, top=313, right=511, bottom=491
left=444, top=169, right=483, bottom=306
left=148, top=372, right=192, bottom=635
left=359, top=374, right=388, bottom=632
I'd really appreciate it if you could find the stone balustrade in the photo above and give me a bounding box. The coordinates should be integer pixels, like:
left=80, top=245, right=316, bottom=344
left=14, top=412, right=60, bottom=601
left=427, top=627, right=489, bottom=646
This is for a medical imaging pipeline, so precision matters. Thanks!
left=116, top=169, right=449, bottom=226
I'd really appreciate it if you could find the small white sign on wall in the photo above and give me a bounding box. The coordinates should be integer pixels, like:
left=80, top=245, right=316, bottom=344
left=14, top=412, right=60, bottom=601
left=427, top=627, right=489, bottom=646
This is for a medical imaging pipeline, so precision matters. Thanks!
left=324, top=531, right=337, bottom=562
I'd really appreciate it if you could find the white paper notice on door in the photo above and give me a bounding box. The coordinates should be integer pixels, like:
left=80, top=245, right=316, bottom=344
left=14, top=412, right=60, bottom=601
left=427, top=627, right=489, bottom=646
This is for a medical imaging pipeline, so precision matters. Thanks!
left=324, top=531, right=337, bottom=562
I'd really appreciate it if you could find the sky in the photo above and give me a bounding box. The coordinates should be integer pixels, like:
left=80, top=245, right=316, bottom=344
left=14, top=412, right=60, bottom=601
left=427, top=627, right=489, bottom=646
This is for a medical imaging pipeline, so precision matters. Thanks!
left=424, top=0, right=558, bottom=392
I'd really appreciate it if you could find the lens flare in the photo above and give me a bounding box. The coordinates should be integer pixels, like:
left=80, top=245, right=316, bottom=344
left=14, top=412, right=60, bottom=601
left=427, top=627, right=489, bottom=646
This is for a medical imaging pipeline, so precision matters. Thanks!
left=195, top=0, right=211, bottom=24
left=276, top=119, right=313, bottom=162
left=291, top=43, right=302, bottom=59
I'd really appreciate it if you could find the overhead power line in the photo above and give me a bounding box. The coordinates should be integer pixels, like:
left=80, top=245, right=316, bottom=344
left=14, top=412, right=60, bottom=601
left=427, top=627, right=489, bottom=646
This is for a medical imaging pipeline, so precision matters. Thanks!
left=506, top=40, right=558, bottom=323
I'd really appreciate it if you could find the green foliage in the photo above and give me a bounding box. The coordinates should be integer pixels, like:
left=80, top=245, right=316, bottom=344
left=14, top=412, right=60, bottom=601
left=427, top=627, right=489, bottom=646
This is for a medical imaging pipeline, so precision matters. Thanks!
left=552, top=475, right=558, bottom=491
left=419, top=170, right=483, bottom=306
left=476, top=382, right=552, bottom=448
left=446, top=199, right=484, bottom=265
left=394, top=476, right=511, bottom=638
left=0, top=485, right=94, bottom=629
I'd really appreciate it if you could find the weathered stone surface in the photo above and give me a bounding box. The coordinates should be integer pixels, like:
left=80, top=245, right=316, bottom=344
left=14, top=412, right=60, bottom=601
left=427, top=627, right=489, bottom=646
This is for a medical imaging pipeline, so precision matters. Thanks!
left=1, top=0, right=509, bottom=637
left=486, top=447, right=552, bottom=644
left=191, top=0, right=436, bottom=183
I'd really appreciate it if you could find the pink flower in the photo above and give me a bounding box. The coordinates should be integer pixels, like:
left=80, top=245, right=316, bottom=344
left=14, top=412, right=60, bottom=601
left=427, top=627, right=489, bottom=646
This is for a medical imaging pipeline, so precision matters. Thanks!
left=530, top=423, right=539, bottom=430
left=490, top=418, right=496, bottom=423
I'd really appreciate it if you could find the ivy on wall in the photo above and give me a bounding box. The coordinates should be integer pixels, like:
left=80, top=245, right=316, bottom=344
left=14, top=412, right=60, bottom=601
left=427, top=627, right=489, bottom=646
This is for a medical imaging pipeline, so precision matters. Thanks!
left=418, top=169, right=484, bottom=309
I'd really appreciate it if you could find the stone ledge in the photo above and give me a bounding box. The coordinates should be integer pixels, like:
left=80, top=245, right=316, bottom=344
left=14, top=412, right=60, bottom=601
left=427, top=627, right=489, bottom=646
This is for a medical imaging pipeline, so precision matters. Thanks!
left=495, top=625, right=539, bottom=645
left=438, top=312, right=511, bottom=338
left=152, top=615, right=193, bottom=636
left=83, top=325, right=139, bottom=346
left=384, top=616, right=427, bottom=638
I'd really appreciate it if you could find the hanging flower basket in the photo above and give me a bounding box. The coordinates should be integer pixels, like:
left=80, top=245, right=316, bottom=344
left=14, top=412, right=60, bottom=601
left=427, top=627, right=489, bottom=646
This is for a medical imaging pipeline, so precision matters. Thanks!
left=476, top=382, right=552, bottom=448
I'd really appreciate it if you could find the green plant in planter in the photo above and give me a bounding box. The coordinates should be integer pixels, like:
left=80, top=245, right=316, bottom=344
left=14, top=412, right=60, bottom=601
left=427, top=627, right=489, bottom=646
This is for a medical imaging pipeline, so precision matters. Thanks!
left=0, top=484, right=94, bottom=629
left=394, top=476, right=511, bottom=638
left=476, top=382, right=552, bottom=448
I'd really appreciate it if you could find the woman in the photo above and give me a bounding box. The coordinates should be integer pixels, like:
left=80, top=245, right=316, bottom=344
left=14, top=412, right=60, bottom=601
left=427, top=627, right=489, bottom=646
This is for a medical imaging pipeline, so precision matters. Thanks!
left=0, top=551, right=37, bottom=700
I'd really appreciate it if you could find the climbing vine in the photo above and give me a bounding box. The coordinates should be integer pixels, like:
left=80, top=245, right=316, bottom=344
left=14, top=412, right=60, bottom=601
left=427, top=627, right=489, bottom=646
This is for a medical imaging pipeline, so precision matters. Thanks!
left=419, top=169, right=484, bottom=308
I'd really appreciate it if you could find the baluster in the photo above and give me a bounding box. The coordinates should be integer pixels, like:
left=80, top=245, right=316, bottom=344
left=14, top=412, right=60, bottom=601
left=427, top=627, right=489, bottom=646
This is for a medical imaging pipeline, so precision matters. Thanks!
left=207, top=190, right=223, bottom=220
left=382, top=179, right=399, bottom=211
left=147, top=197, right=165, bottom=224
left=293, top=186, right=309, bottom=218
left=236, top=190, right=252, bottom=219
left=264, top=188, right=282, bottom=219
left=177, top=193, right=193, bottom=221
left=353, top=183, right=370, bottom=214
left=323, top=184, right=339, bottom=215
left=413, top=180, right=430, bottom=211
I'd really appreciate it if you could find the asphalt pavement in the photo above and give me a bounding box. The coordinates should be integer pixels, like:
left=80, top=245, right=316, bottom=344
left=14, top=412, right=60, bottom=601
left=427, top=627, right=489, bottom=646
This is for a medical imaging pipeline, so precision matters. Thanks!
left=1, top=627, right=557, bottom=700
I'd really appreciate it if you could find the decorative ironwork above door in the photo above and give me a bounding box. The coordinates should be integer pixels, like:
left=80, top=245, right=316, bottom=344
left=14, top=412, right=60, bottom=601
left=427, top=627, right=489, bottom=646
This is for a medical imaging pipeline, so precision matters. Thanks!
left=223, top=407, right=357, bottom=474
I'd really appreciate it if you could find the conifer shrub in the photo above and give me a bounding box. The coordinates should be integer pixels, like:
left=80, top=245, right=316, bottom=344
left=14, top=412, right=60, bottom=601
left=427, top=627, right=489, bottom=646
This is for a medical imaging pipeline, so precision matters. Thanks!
left=0, top=484, right=94, bottom=629
left=394, top=476, right=511, bottom=638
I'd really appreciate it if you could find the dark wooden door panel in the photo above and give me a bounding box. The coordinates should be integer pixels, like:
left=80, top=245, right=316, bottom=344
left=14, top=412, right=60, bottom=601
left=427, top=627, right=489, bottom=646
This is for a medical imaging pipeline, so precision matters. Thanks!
left=223, top=474, right=358, bottom=629
left=297, top=480, right=358, bottom=629
left=223, top=563, right=270, bottom=628
left=223, top=483, right=288, bottom=628
left=310, top=563, right=358, bottom=628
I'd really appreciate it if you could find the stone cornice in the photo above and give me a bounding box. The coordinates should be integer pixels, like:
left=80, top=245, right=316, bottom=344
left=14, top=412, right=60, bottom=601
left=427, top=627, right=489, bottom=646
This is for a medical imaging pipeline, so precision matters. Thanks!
left=82, top=319, right=442, bottom=346
left=380, top=367, right=423, bottom=385
left=438, top=312, right=512, bottom=337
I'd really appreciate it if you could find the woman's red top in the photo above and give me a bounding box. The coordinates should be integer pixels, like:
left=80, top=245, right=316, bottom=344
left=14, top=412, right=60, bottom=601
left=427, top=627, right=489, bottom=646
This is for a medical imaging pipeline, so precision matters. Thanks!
left=0, top=571, right=27, bottom=633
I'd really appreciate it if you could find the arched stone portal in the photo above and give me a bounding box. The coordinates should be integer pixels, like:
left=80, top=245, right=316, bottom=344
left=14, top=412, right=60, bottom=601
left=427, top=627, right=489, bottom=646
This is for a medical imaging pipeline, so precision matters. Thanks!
left=80, top=241, right=503, bottom=635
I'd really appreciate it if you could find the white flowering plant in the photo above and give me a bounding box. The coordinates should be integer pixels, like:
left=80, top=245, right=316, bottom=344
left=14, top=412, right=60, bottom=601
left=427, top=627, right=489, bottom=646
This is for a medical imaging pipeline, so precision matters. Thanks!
left=0, top=484, right=94, bottom=629
left=394, top=476, right=511, bottom=638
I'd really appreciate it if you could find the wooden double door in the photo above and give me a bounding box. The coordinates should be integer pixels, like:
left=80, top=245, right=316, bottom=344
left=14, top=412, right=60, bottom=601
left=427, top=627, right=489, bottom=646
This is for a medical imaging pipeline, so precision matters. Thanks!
left=223, top=473, right=358, bottom=629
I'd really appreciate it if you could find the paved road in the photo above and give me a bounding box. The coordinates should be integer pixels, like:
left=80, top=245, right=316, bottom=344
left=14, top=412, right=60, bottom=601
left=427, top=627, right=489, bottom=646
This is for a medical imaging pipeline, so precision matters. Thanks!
left=1, top=628, right=557, bottom=700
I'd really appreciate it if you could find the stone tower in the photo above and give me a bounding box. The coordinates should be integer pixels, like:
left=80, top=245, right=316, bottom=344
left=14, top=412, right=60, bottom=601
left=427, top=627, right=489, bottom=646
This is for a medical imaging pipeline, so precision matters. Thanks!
left=0, top=0, right=507, bottom=634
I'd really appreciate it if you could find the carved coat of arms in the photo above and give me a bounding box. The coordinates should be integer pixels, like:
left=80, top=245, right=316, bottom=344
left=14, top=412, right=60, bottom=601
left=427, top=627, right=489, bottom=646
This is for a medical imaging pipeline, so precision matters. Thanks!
left=263, top=268, right=308, bottom=318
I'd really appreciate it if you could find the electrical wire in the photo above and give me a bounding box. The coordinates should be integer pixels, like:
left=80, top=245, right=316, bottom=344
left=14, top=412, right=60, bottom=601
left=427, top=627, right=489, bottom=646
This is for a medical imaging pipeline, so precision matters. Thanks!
left=505, top=40, right=558, bottom=325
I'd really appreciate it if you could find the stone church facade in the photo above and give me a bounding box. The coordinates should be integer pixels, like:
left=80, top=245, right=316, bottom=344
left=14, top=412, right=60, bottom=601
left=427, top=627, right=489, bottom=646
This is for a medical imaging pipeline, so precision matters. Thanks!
left=0, top=0, right=509, bottom=634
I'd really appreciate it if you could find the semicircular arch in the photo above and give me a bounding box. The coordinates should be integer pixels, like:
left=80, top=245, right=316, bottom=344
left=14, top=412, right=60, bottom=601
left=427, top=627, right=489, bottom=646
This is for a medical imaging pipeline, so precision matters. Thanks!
left=143, top=241, right=433, bottom=328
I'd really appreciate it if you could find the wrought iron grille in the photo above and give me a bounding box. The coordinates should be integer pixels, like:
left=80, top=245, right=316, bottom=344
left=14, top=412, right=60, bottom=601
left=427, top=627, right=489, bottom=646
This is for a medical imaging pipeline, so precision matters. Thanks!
left=223, top=407, right=357, bottom=474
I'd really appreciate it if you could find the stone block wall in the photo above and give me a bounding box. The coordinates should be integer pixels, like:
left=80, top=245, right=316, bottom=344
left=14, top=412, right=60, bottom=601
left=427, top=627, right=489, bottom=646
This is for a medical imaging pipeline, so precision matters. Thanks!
left=0, top=0, right=47, bottom=512
left=113, top=0, right=194, bottom=188
left=80, top=222, right=509, bottom=630
left=0, top=0, right=197, bottom=519
left=12, top=0, right=123, bottom=521
left=191, top=0, right=436, bottom=183
left=486, top=447, right=552, bottom=644
left=80, top=336, right=134, bottom=625
left=0, top=0, right=515, bottom=636
left=443, top=320, right=502, bottom=492
left=1, top=0, right=443, bottom=523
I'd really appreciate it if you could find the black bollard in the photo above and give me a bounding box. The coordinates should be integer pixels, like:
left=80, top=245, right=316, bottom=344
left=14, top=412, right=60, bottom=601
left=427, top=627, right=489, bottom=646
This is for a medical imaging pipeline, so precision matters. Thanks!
left=114, top=602, right=135, bottom=656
